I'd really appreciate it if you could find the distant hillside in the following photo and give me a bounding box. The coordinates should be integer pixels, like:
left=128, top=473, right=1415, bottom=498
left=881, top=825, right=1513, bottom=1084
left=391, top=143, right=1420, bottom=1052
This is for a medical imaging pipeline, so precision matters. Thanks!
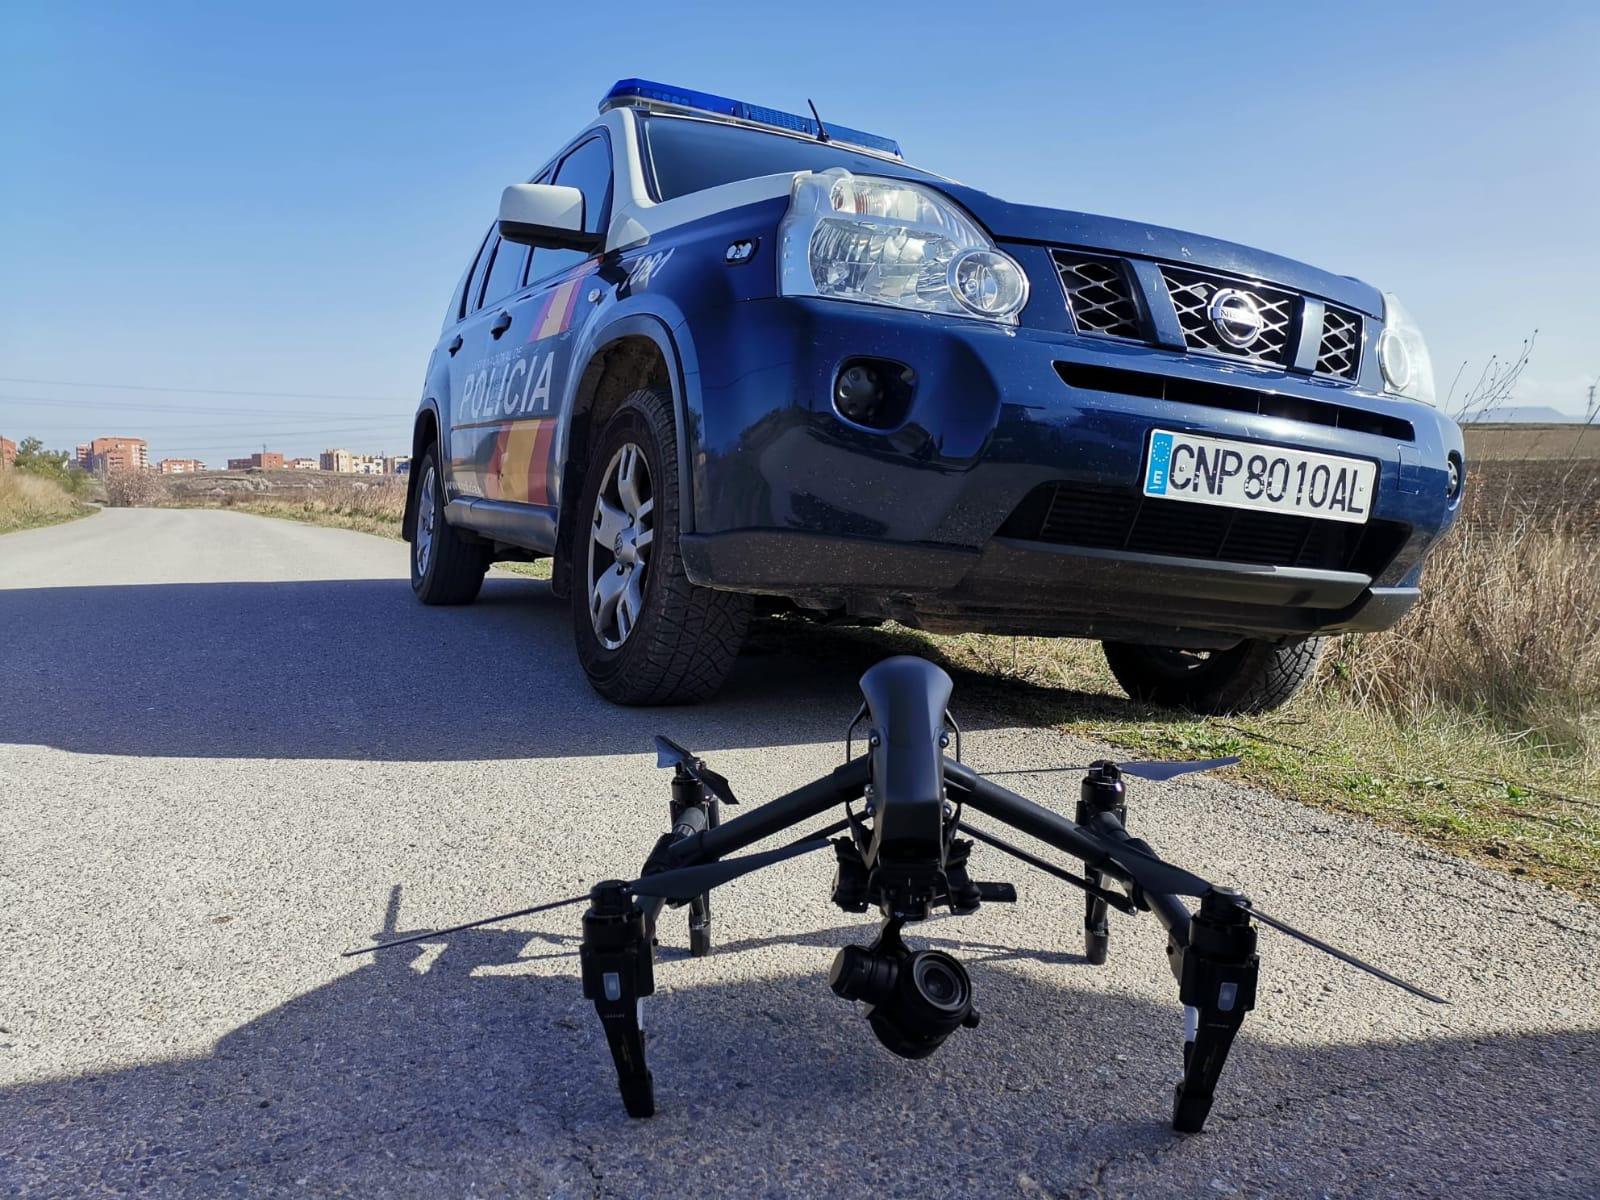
left=1460, top=405, right=1581, bottom=424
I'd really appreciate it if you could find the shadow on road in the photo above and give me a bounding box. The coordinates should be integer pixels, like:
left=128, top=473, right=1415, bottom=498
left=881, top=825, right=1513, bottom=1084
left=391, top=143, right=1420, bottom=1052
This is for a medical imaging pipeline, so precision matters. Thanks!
left=3, top=886, right=1595, bottom=1197
left=0, top=576, right=1141, bottom=762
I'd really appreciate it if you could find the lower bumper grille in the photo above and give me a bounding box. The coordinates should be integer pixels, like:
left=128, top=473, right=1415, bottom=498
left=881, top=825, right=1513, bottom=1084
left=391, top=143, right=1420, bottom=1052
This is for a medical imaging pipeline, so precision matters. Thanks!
left=999, top=482, right=1409, bottom=576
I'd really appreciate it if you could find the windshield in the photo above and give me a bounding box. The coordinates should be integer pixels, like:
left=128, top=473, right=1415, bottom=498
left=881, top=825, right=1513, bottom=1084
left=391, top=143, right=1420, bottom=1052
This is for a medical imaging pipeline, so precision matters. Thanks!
left=639, top=114, right=942, bottom=202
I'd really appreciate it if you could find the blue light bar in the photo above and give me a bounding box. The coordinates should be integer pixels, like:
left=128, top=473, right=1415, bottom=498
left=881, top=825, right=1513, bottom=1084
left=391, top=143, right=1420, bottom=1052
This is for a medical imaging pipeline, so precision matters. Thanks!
left=601, top=78, right=903, bottom=159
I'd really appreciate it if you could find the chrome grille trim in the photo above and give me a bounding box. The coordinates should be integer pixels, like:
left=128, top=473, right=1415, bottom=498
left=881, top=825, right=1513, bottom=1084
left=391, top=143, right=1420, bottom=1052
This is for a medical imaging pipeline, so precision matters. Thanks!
left=1160, top=267, right=1296, bottom=367
left=1316, top=305, right=1363, bottom=380
left=1054, top=253, right=1143, bottom=340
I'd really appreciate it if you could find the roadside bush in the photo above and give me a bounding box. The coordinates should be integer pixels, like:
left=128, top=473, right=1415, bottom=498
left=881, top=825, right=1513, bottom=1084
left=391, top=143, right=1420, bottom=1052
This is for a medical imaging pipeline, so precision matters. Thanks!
left=103, top=470, right=167, bottom=508
left=1323, top=506, right=1600, bottom=764
left=0, top=468, right=90, bottom=533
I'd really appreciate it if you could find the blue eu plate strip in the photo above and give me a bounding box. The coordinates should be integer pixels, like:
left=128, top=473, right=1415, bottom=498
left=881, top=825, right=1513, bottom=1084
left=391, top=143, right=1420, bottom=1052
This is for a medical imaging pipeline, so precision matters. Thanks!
left=1145, top=432, right=1174, bottom=495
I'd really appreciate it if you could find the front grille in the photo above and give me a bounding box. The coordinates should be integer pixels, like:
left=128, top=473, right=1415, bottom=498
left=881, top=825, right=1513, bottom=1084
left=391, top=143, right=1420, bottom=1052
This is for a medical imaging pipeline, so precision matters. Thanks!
left=1162, top=268, right=1296, bottom=366
left=1055, top=253, right=1143, bottom=339
left=1316, top=306, right=1363, bottom=380
left=999, top=481, right=1409, bottom=576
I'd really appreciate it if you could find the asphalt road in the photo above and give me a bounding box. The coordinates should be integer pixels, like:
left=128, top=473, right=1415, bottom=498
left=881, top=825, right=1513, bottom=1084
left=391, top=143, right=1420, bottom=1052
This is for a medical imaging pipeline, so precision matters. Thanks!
left=2, top=508, right=1598, bottom=1199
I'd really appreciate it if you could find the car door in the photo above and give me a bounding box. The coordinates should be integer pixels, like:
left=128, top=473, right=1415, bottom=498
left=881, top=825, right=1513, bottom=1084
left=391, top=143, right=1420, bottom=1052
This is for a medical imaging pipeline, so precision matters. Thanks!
left=446, top=227, right=531, bottom=500
left=487, top=134, right=613, bottom=511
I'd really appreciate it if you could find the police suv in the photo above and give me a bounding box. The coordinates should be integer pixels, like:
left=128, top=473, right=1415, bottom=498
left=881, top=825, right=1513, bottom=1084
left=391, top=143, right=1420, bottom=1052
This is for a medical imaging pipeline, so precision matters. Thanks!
left=404, top=80, right=1463, bottom=710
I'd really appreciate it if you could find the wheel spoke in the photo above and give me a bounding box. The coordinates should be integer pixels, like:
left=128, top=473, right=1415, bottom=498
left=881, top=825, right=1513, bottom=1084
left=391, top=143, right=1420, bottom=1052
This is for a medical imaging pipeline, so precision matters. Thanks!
left=591, top=497, right=628, bottom=549
left=633, top=527, right=653, bottom=552
left=618, top=570, right=644, bottom=640
left=591, top=565, right=626, bottom=630
left=617, top=446, right=645, bottom=516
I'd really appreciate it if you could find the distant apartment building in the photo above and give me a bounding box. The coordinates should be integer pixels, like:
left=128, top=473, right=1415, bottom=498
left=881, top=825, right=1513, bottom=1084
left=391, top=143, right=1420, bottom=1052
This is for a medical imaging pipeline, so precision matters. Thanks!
left=75, top=437, right=149, bottom=475
left=384, top=454, right=411, bottom=476
left=226, top=452, right=285, bottom=471
left=158, top=458, right=206, bottom=474
left=320, top=448, right=354, bottom=473
left=288, top=457, right=319, bottom=470
left=0, top=437, right=15, bottom=469
left=351, top=454, right=386, bottom=475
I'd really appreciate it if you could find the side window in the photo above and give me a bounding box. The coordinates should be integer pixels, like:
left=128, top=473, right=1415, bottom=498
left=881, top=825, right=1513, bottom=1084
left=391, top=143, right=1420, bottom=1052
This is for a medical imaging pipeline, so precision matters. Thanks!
left=528, top=135, right=613, bottom=284
left=449, top=230, right=493, bottom=324
left=480, top=237, right=530, bottom=307
left=463, top=227, right=496, bottom=315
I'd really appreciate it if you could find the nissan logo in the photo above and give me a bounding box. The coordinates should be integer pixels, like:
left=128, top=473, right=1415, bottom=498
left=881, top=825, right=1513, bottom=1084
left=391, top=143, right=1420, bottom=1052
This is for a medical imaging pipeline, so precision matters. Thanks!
left=1207, top=288, right=1265, bottom=348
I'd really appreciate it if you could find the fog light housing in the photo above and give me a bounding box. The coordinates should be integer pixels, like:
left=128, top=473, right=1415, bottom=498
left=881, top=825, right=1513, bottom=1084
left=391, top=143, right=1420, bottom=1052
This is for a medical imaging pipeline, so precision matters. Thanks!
left=833, top=357, right=915, bottom=430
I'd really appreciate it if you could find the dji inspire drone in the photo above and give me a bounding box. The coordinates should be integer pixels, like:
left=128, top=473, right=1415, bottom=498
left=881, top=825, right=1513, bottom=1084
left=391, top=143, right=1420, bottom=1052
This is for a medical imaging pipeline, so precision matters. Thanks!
left=348, top=656, right=1444, bottom=1132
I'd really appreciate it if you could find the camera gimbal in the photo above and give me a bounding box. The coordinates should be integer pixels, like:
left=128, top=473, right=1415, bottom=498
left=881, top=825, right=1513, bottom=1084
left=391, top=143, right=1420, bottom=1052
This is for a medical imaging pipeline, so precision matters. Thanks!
left=348, top=655, right=1444, bottom=1133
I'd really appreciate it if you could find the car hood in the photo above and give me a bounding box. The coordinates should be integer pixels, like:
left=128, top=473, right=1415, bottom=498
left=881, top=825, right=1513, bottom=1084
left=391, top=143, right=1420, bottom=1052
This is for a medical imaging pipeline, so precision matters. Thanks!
left=938, top=182, right=1384, bottom=318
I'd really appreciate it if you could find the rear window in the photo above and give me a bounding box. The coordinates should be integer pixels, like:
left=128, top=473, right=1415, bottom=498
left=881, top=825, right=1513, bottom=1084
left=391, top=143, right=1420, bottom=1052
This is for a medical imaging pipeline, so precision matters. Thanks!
left=639, top=115, right=940, bottom=202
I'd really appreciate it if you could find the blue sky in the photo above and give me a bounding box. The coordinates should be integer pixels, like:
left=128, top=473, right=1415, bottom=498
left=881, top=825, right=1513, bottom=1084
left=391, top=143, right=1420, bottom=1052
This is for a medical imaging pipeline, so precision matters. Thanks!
left=2, top=1, right=1596, bottom=463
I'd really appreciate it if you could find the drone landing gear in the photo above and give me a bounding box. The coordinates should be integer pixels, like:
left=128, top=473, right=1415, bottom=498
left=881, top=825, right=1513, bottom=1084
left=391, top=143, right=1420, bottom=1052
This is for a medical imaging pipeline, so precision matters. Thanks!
left=578, top=881, right=656, bottom=1118
left=1172, top=888, right=1259, bottom=1133
left=1076, top=762, right=1127, bottom=966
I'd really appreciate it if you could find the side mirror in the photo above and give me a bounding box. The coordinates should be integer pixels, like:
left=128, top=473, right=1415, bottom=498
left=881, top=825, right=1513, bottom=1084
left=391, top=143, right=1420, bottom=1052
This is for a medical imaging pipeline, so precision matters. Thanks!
left=497, top=183, right=603, bottom=253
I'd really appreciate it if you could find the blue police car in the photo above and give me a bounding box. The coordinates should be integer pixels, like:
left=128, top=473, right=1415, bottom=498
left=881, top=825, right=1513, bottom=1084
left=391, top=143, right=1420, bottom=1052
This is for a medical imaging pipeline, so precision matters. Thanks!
left=403, top=80, right=1463, bottom=711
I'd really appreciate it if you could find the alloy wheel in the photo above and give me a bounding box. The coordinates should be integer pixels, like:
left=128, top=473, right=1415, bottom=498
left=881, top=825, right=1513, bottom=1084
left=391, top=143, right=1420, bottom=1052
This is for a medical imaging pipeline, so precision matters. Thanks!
left=415, top=465, right=437, bottom=577
left=586, top=443, right=655, bottom=650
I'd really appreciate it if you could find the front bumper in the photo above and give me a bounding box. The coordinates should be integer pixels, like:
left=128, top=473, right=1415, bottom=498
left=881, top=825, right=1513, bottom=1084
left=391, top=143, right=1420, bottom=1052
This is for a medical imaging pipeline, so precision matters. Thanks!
left=680, top=296, right=1462, bottom=643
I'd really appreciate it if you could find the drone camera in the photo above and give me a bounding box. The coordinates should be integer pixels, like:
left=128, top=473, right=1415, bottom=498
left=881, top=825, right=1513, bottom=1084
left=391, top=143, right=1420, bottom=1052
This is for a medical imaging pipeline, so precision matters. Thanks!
left=829, top=936, right=979, bottom=1060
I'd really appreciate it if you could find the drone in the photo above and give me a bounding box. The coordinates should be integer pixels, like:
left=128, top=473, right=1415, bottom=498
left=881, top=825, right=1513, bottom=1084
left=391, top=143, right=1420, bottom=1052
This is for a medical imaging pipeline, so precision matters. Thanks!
left=346, top=655, right=1445, bottom=1132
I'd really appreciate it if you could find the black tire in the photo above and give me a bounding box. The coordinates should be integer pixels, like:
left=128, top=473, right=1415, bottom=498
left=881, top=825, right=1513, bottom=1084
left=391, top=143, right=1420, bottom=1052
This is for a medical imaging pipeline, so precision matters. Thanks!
left=571, top=388, right=751, bottom=705
left=1102, top=637, right=1324, bottom=715
left=409, top=447, right=489, bottom=605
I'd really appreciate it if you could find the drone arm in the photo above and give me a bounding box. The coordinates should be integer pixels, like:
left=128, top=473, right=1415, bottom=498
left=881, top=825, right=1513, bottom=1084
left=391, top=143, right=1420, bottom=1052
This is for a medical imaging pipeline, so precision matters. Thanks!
left=942, top=760, right=1140, bottom=888
left=651, top=757, right=871, bottom=874
left=1084, top=809, right=1192, bottom=951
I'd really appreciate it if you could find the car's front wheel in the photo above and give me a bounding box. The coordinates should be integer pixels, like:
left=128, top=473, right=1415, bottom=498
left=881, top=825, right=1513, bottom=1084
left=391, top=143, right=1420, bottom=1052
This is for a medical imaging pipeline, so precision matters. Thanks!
left=1101, top=637, right=1325, bottom=715
left=571, top=388, right=751, bottom=705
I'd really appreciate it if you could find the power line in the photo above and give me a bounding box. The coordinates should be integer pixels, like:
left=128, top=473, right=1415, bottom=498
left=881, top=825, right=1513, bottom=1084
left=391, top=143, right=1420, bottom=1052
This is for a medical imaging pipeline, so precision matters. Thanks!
left=0, top=393, right=400, bottom=419
left=0, top=376, right=408, bottom=404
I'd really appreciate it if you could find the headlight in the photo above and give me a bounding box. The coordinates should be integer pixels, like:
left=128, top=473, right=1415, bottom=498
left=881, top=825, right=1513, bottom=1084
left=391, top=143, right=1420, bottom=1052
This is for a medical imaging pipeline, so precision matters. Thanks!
left=1377, top=292, right=1436, bottom=407
left=779, top=170, right=1028, bottom=323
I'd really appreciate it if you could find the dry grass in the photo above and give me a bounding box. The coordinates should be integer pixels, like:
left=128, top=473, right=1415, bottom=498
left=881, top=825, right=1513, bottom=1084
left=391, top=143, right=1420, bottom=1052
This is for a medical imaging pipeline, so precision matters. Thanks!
left=0, top=470, right=94, bottom=535
left=170, top=477, right=408, bottom=537
left=1324, top=512, right=1599, bottom=766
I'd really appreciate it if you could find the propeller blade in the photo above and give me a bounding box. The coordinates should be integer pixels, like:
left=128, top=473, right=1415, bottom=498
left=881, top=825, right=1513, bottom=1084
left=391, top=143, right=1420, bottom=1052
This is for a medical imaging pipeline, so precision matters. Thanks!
left=1118, top=756, right=1241, bottom=782
left=1097, top=838, right=1215, bottom=898
left=1245, top=902, right=1448, bottom=1004
left=983, top=757, right=1240, bottom=781
left=653, top=735, right=739, bottom=806
left=627, top=836, right=834, bottom=902
left=340, top=893, right=588, bottom=957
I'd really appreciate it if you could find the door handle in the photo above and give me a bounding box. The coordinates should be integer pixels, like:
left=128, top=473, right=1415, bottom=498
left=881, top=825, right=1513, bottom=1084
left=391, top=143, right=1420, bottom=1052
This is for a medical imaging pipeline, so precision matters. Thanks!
left=489, top=311, right=513, bottom=339
left=446, top=334, right=464, bottom=356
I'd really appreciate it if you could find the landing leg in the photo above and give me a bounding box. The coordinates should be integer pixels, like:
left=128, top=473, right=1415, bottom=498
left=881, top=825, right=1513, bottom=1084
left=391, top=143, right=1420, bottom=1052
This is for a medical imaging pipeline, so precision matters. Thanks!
left=579, top=882, right=656, bottom=1118
left=1171, top=888, right=1259, bottom=1133
left=1078, top=762, right=1126, bottom=965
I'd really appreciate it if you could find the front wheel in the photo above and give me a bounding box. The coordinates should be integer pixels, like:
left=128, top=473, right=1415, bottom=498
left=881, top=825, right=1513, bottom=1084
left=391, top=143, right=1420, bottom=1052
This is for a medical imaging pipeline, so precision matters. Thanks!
left=571, top=388, right=751, bottom=705
left=1101, top=637, right=1325, bottom=715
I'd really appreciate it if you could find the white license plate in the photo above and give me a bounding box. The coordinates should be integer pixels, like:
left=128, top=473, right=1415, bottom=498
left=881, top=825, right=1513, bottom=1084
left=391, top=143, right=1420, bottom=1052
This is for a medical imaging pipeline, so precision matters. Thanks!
left=1142, top=430, right=1375, bottom=525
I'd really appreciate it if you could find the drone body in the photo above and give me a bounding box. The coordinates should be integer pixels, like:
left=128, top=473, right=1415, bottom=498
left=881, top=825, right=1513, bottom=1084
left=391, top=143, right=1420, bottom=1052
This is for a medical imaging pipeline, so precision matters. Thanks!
left=349, top=655, right=1442, bottom=1132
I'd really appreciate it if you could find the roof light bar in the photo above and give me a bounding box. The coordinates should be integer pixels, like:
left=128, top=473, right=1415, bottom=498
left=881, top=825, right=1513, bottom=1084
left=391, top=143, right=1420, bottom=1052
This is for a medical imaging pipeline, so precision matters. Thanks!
left=601, top=78, right=903, bottom=159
